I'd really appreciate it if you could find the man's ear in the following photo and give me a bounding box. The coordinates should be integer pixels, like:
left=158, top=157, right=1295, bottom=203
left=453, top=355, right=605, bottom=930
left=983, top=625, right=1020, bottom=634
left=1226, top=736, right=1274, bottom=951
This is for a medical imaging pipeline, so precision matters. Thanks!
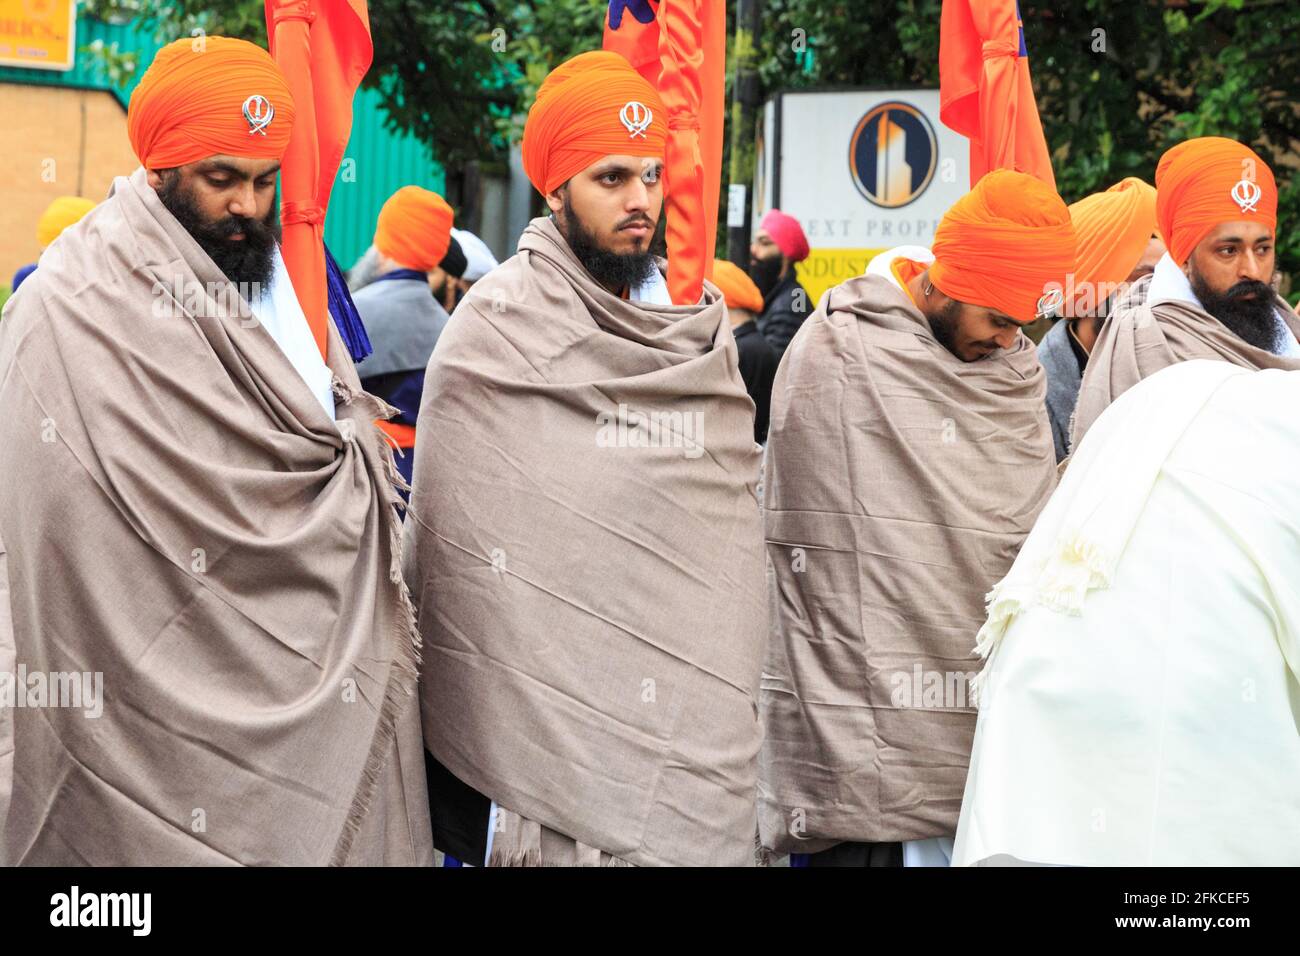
left=544, top=186, right=564, bottom=216
left=146, top=168, right=165, bottom=190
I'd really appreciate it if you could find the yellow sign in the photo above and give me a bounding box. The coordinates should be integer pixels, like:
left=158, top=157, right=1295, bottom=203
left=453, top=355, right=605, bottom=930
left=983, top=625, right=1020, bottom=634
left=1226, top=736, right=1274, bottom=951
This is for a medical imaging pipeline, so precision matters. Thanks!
left=0, top=0, right=77, bottom=72
left=795, top=247, right=887, bottom=308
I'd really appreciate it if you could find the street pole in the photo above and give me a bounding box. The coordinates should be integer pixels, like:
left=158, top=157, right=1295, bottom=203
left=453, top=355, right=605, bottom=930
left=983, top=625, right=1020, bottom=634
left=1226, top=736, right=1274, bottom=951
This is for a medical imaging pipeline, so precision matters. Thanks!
left=726, top=0, right=762, bottom=266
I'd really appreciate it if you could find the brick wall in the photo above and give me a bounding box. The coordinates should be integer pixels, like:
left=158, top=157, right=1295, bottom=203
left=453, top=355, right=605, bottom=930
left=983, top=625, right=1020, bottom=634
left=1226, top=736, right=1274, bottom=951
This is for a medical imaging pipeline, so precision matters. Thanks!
left=1, top=82, right=138, bottom=281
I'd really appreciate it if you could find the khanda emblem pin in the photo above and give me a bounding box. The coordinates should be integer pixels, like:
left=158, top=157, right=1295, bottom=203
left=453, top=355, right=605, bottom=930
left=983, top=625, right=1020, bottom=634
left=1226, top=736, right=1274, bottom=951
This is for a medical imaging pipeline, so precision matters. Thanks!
left=242, top=94, right=275, bottom=136
left=620, top=100, right=653, bottom=139
left=1036, top=287, right=1065, bottom=319
left=1231, top=177, right=1262, bottom=213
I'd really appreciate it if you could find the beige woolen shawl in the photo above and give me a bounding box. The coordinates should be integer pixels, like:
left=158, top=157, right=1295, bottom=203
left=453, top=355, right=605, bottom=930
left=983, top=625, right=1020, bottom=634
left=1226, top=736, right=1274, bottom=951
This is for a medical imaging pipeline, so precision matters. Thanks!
left=0, top=168, right=432, bottom=866
left=406, top=216, right=767, bottom=867
left=758, top=273, right=1056, bottom=853
left=1070, top=274, right=1300, bottom=449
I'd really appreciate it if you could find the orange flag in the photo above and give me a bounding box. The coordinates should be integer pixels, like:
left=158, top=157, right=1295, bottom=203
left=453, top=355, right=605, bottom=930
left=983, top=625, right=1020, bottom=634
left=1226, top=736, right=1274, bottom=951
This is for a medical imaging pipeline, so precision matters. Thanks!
left=604, top=0, right=724, bottom=304
left=604, top=0, right=662, bottom=75
left=265, top=0, right=374, bottom=361
left=939, top=0, right=1055, bottom=189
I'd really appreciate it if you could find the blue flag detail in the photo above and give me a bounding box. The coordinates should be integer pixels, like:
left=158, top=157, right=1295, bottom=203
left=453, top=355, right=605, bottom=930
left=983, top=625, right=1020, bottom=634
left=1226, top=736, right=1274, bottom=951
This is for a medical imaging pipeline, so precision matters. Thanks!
left=324, top=243, right=372, bottom=363
left=608, top=0, right=656, bottom=31
left=1015, top=0, right=1028, bottom=56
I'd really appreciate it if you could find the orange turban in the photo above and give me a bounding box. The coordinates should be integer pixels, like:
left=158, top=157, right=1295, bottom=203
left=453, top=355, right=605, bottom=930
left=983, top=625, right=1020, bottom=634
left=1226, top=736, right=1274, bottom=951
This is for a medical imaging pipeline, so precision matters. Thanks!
left=36, top=196, right=96, bottom=248
left=710, top=259, right=764, bottom=313
left=1156, top=137, right=1277, bottom=266
left=929, top=169, right=1076, bottom=322
left=1068, top=177, right=1157, bottom=312
left=127, top=37, right=296, bottom=170
left=521, top=51, right=668, bottom=197
left=374, top=186, right=454, bottom=272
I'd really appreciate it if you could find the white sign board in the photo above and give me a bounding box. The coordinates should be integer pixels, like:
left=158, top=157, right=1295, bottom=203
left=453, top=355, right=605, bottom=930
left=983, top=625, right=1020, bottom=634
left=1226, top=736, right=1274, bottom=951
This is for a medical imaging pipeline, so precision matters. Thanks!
left=726, top=183, right=747, bottom=228
left=757, top=89, right=970, bottom=304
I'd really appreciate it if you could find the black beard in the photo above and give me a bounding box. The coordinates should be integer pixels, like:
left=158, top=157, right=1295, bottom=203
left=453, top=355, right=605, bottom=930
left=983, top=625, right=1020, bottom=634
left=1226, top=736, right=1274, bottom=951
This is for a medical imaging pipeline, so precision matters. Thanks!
left=748, top=254, right=783, bottom=300
left=928, top=296, right=963, bottom=358
left=1189, top=269, right=1280, bottom=352
left=558, top=192, right=656, bottom=292
left=158, top=173, right=280, bottom=291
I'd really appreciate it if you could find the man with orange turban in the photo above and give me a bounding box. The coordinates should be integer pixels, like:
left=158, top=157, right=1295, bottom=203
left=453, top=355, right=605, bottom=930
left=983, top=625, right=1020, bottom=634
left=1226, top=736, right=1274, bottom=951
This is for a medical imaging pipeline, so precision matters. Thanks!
left=0, top=37, right=433, bottom=866
left=1073, top=137, right=1300, bottom=450
left=353, top=186, right=466, bottom=492
left=1037, top=178, right=1163, bottom=460
left=759, top=169, right=1071, bottom=868
left=711, top=258, right=778, bottom=443
left=407, top=50, right=767, bottom=867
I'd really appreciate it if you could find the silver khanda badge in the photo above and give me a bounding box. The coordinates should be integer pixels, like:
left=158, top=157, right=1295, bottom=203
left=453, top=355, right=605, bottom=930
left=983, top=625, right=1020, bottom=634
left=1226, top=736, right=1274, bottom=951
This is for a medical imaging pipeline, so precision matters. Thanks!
left=1231, top=177, right=1262, bottom=213
left=1036, top=288, right=1065, bottom=319
left=620, top=100, right=653, bottom=139
left=243, top=94, right=275, bottom=136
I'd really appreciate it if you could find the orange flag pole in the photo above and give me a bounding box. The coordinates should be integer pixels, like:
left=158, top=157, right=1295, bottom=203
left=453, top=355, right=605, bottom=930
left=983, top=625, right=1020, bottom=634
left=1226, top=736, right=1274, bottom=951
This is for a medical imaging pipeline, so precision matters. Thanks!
left=699, top=0, right=724, bottom=289
left=657, top=0, right=706, bottom=304
left=266, top=0, right=374, bottom=361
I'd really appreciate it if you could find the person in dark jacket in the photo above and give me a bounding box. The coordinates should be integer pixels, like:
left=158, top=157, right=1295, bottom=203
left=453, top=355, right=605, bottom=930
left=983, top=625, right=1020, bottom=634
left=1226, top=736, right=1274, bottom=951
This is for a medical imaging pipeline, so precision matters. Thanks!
left=749, top=208, right=813, bottom=356
left=711, top=258, right=778, bottom=443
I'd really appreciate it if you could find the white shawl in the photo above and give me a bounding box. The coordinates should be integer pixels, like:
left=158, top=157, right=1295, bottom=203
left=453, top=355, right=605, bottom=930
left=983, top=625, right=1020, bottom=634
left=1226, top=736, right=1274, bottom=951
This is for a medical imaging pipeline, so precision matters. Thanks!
left=957, top=360, right=1300, bottom=865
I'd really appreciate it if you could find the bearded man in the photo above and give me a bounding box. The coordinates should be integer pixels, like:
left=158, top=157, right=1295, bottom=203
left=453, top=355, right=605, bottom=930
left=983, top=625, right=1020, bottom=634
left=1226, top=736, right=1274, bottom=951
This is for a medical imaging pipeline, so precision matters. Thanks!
left=759, top=170, right=1074, bottom=868
left=1071, top=137, right=1300, bottom=449
left=405, top=51, right=766, bottom=868
left=749, top=208, right=812, bottom=356
left=0, top=37, right=432, bottom=865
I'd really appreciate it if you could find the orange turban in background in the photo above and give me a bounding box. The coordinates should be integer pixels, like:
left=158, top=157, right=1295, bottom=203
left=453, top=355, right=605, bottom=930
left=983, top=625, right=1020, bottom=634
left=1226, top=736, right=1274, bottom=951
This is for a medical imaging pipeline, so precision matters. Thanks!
left=127, top=37, right=296, bottom=170
left=710, top=259, right=764, bottom=313
left=36, top=196, right=96, bottom=248
left=1156, top=137, right=1277, bottom=266
left=374, top=186, right=454, bottom=272
left=929, top=169, right=1076, bottom=322
left=1068, top=177, right=1157, bottom=313
left=521, top=51, right=668, bottom=197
